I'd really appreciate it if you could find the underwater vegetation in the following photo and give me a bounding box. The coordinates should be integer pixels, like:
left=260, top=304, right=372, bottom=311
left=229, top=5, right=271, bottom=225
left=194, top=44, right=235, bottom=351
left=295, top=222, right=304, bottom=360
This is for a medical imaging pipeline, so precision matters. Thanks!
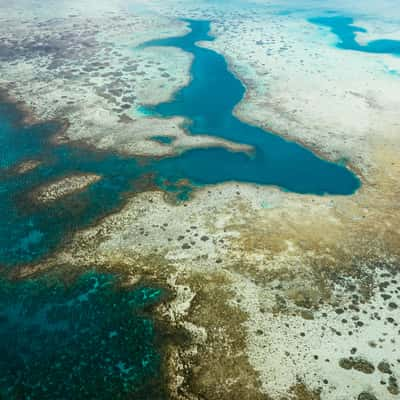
left=0, top=271, right=166, bottom=399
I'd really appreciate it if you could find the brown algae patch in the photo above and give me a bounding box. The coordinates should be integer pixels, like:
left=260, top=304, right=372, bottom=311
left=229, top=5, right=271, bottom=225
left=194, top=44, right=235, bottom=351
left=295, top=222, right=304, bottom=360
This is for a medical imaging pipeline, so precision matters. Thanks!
left=339, top=357, right=375, bottom=374
left=178, top=272, right=268, bottom=400
left=288, top=383, right=322, bottom=400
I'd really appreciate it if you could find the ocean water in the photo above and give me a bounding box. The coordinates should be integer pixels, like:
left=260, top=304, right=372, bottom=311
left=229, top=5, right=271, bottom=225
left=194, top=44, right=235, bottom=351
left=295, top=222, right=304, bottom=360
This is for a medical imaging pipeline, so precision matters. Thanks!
left=310, top=16, right=400, bottom=55
left=0, top=18, right=361, bottom=399
left=0, top=271, right=166, bottom=399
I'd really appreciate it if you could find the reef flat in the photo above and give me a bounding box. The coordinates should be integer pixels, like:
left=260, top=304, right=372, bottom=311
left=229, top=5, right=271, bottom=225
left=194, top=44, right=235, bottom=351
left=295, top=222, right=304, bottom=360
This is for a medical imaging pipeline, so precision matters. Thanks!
left=1, top=0, right=400, bottom=399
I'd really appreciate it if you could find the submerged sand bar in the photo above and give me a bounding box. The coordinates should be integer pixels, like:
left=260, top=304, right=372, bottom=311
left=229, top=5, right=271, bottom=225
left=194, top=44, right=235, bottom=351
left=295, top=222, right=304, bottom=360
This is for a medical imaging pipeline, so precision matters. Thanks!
left=14, top=159, right=42, bottom=174
left=33, top=173, right=101, bottom=203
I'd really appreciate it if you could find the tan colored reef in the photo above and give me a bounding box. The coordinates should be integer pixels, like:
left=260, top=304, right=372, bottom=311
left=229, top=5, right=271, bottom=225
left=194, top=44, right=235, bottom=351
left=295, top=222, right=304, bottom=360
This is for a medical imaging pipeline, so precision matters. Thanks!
left=31, top=173, right=102, bottom=203
left=2, top=0, right=400, bottom=399
left=14, top=159, right=42, bottom=174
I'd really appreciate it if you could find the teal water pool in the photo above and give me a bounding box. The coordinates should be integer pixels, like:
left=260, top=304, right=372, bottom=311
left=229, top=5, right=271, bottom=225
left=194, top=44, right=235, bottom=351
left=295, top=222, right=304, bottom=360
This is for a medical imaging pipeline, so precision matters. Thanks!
left=150, top=135, right=175, bottom=144
left=310, top=16, right=400, bottom=56
left=143, top=19, right=360, bottom=196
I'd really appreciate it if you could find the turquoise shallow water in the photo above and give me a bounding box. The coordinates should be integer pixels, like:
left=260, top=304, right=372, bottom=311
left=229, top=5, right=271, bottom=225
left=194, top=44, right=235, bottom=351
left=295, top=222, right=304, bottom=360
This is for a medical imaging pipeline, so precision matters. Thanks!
left=0, top=18, right=361, bottom=398
left=0, top=103, right=147, bottom=267
left=310, top=16, right=400, bottom=55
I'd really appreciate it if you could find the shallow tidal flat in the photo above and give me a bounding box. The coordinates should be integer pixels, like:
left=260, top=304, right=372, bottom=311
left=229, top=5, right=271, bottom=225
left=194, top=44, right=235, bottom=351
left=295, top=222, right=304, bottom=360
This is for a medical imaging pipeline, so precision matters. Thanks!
left=0, top=4, right=248, bottom=158
left=1, top=1, right=400, bottom=400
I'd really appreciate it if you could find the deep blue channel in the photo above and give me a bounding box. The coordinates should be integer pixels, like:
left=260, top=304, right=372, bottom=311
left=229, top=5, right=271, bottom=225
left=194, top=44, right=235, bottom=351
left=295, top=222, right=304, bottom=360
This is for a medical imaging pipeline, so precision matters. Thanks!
left=144, top=19, right=360, bottom=195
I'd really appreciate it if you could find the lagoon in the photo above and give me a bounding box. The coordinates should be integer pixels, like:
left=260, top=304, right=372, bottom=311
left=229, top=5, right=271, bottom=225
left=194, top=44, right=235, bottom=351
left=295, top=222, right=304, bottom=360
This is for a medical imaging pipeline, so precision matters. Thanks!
left=0, top=19, right=360, bottom=268
left=310, top=16, right=400, bottom=56
left=144, top=20, right=360, bottom=195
